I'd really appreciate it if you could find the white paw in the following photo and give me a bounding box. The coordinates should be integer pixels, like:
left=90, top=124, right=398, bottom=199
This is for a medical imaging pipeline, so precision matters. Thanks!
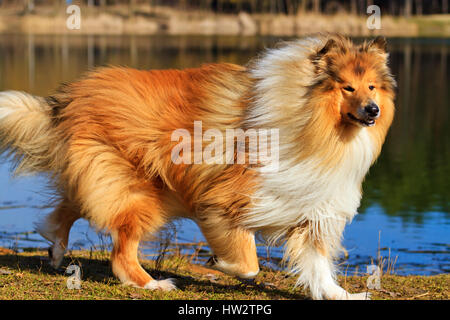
left=332, top=291, right=371, bottom=300
left=348, top=291, right=372, bottom=300
left=144, top=278, right=177, bottom=291
left=324, top=286, right=372, bottom=300
left=208, top=258, right=259, bottom=279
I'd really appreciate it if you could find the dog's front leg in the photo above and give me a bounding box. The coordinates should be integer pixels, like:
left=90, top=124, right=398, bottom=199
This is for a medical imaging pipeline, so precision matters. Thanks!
left=198, top=217, right=260, bottom=279
left=284, top=222, right=370, bottom=300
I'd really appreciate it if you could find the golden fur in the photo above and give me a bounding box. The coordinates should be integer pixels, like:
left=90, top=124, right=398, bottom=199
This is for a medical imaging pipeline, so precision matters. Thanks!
left=0, top=34, right=395, bottom=299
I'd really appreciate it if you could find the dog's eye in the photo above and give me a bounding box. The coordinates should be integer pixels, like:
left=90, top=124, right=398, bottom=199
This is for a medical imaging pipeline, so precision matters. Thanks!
left=343, top=86, right=355, bottom=92
left=369, top=85, right=375, bottom=90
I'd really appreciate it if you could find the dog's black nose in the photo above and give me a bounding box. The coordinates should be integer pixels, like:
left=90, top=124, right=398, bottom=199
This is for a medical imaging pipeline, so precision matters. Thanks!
left=364, top=103, right=379, bottom=117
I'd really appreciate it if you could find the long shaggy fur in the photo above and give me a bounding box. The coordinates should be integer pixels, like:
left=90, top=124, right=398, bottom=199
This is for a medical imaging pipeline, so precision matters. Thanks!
left=0, top=34, right=395, bottom=299
left=0, top=91, right=63, bottom=175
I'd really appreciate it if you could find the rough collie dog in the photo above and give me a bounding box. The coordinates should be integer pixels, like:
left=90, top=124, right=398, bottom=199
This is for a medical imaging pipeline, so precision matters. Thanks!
left=0, top=34, right=395, bottom=299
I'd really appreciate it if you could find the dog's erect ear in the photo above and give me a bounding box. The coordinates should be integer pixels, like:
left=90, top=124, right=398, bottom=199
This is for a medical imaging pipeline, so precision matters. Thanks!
left=311, top=38, right=340, bottom=74
left=317, top=38, right=337, bottom=58
left=368, top=36, right=387, bottom=52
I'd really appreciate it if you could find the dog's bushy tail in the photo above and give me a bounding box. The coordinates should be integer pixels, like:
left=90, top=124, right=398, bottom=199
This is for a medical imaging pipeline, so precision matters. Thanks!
left=0, top=91, right=61, bottom=175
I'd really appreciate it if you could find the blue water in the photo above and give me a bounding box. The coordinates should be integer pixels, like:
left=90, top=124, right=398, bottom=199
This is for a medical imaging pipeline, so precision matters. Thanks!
left=0, top=168, right=448, bottom=275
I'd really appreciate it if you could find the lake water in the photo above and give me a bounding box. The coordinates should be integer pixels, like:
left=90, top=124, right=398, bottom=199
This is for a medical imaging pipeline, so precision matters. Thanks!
left=0, top=34, right=448, bottom=276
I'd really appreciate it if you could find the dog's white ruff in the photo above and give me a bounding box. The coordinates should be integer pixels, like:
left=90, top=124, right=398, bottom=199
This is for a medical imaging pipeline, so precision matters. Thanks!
left=244, top=37, right=376, bottom=300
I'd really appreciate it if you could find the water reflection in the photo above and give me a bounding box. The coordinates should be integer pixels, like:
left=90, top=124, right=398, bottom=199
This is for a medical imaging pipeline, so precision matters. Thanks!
left=361, top=39, right=449, bottom=223
left=0, top=35, right=448, bottom=274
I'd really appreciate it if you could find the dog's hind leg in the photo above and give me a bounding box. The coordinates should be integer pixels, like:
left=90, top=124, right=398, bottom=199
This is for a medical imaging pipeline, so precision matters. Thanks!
left=99, top=179, right=176, bottom=291
left=198, top=218, right=259, bottom=279
left=108, top=189, right=176, bottom=291
left=35, top=199, right=81, bottom=268
left=63, top=139, right=175, bottom=290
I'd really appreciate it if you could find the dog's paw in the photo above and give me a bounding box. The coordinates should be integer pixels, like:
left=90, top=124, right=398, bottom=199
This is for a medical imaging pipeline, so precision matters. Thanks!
left=324, top=287, right=372, bottom=300
left=144, top=278, right=177, bottom=291
left=47, top=242, right=65, bottom=269
left=346, top=291, right=372, bottom=300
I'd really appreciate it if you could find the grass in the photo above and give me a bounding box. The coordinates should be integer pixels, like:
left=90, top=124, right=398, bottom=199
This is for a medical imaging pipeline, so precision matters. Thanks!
left=0, top=248, right=448, bottom=300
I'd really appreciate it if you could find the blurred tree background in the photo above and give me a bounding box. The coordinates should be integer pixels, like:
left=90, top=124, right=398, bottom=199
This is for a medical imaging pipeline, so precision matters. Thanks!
left=1, top=0, right=448, bottom=16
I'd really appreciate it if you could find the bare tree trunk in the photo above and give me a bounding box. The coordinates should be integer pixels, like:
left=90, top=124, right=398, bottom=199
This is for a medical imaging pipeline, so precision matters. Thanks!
left=432, top=0, right=438, bottom=14
left=389, top=0, right=396, bottom=15
left=270, top=0, right=276, bottom=14
left=312, top=0, right=320, bottom=14
left=286, top=0, right=294, bottom=15
left=99, top=0, right=106, bottom=10
left=179, top=0, right=187, bottom=11
left=405, top=0, right=412, bottom=17
left=278, top=0, right=286, bottom=14
left=297, top=0, right=307, bottom=14
left=358, top=0, right=365, bottom=14
left=236, top=0, right=242, bottom=13
left=443, top=0, right=449, bottom=14
left=415, top=0, right=423, bottom=15
left=350, top=0, right=357, bottom=15
left=250, top=0, right=257, bottom=13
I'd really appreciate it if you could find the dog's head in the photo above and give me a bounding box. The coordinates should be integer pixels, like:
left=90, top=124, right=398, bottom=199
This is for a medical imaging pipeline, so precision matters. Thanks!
left=312, top=35, right=396, bottom=129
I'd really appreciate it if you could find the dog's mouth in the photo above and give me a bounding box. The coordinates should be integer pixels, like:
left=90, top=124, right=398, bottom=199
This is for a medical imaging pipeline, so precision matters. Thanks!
left=347, top=113, right=375, bottom=127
